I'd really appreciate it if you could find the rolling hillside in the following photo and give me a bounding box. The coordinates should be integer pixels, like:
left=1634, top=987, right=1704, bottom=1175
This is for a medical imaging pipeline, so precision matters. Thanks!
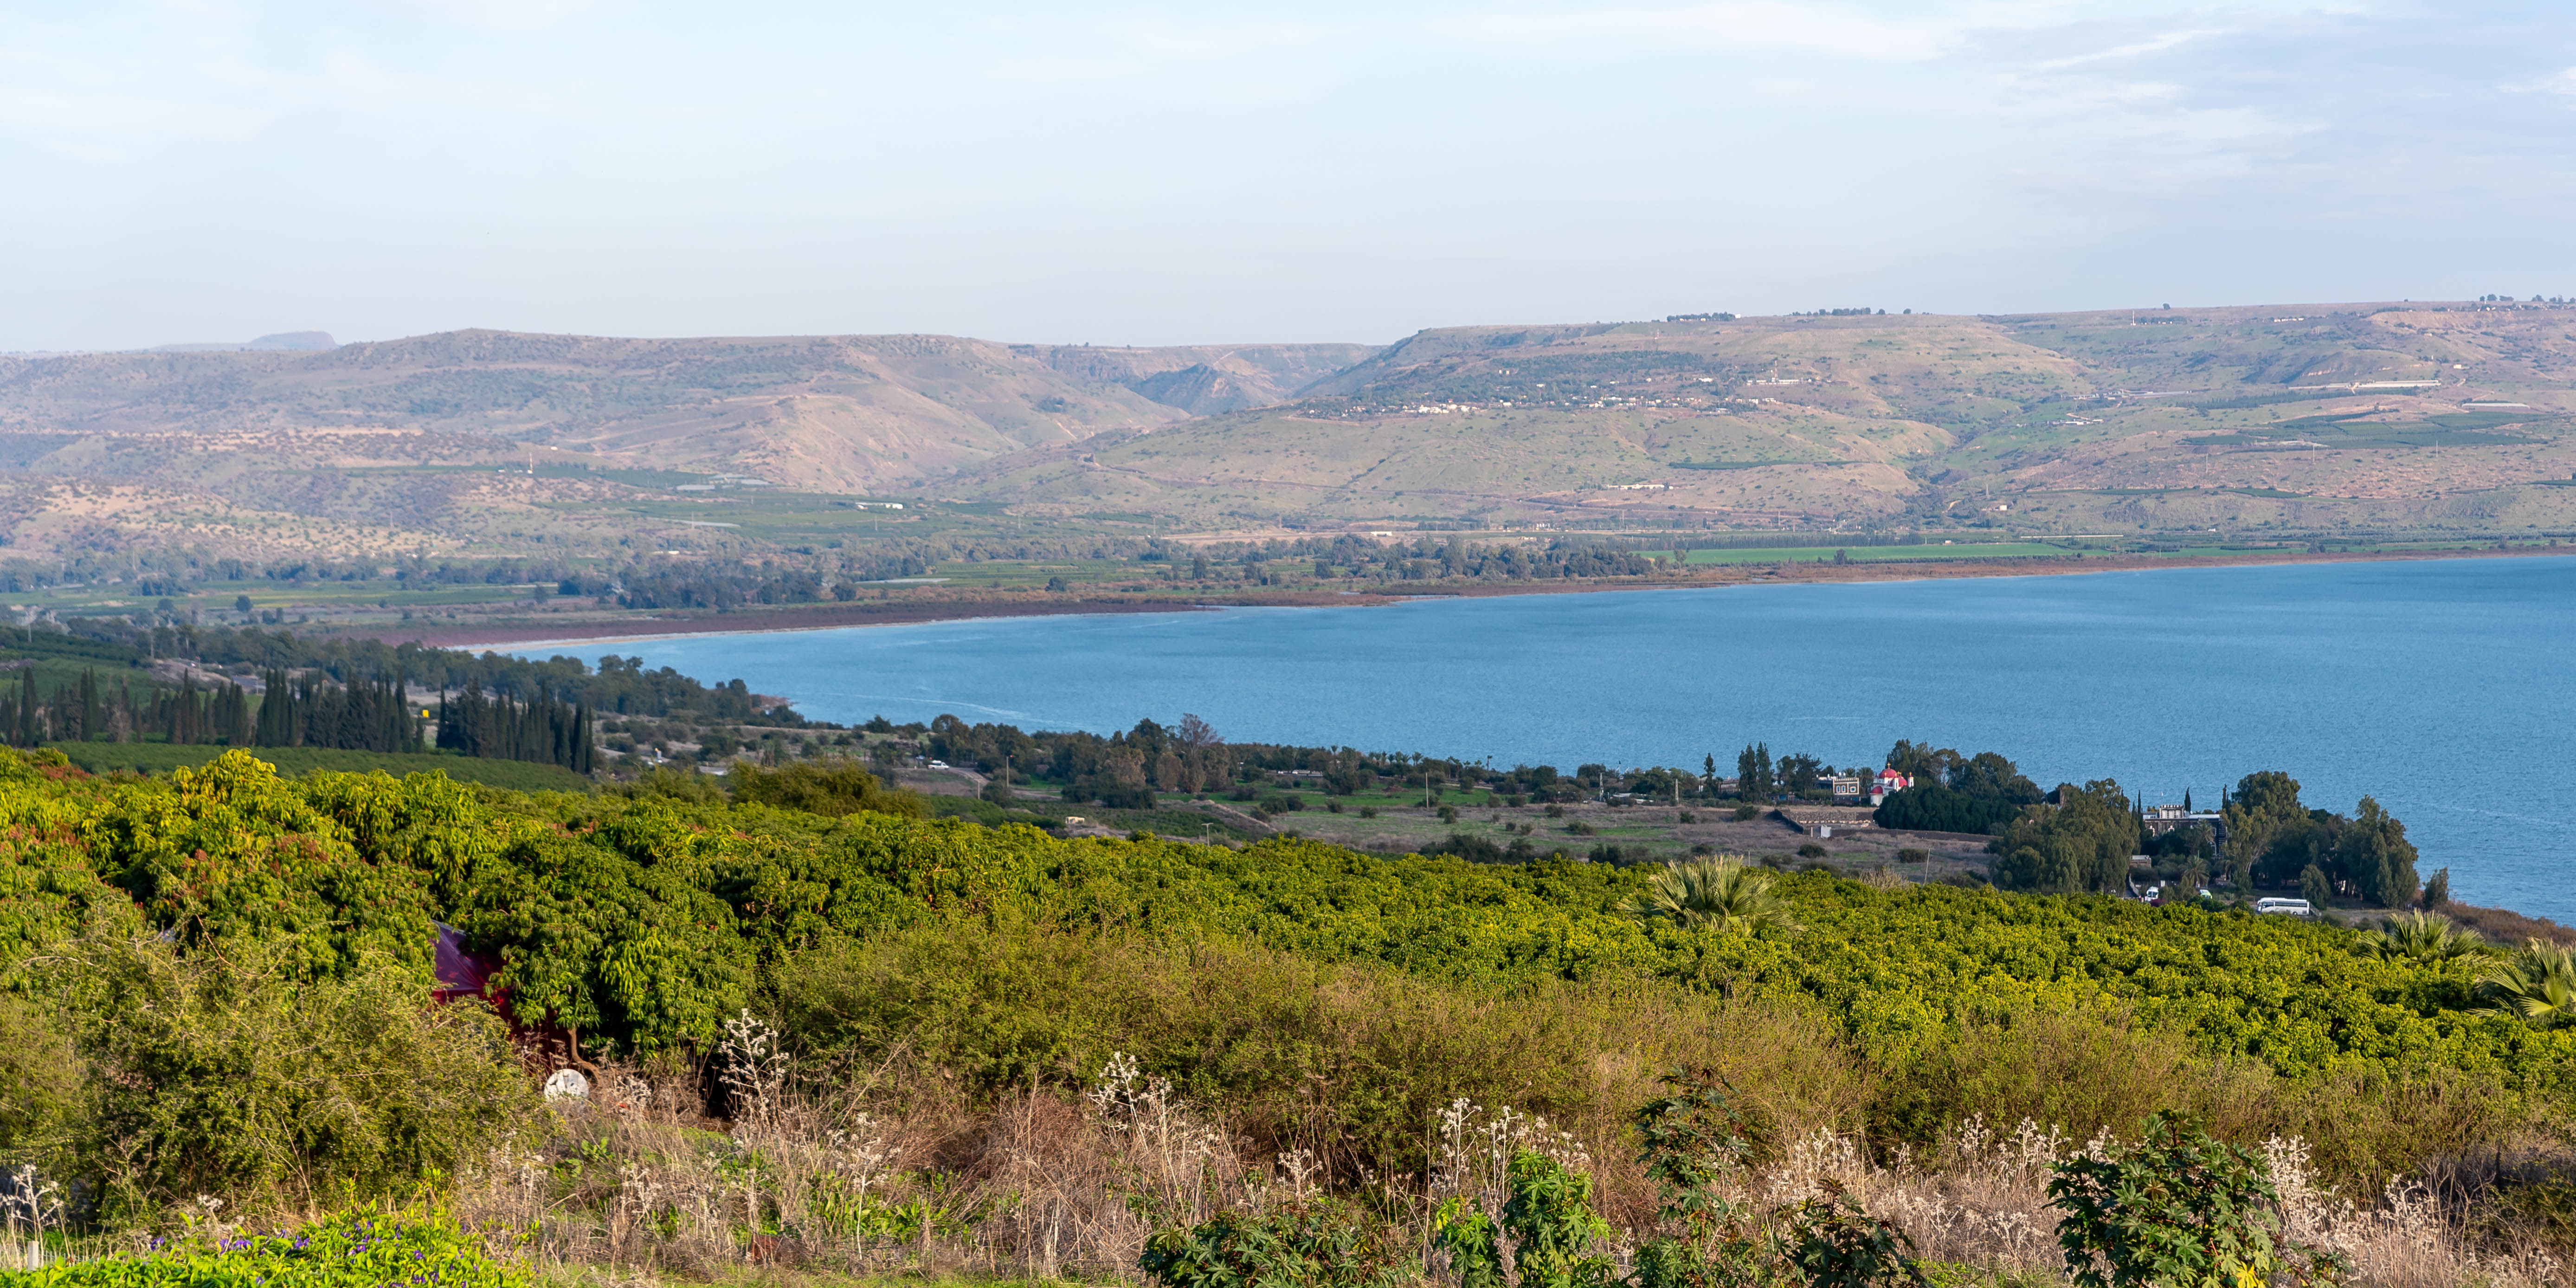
left=955, top=303, right=2576, bottom=533
left=0, top=331, right=1372, bottom=492
left=0, top=302, right=2571, bottom=557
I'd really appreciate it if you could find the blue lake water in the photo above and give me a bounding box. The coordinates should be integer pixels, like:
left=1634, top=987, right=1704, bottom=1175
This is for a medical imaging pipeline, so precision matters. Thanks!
left=539, top=556, right=2576, bottom=921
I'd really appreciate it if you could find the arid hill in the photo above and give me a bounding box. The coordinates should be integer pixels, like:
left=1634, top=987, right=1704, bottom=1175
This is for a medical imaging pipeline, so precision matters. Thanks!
left=0, top=330, right=1374, bottom=494
left=953, top=303, right=2576, bottom=533
left=0, top=303, right=2570, bottom=556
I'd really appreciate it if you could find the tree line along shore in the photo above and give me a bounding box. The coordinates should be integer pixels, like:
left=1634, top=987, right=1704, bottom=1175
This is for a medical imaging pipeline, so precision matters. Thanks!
left=3, top=532, right=2569, bottom=654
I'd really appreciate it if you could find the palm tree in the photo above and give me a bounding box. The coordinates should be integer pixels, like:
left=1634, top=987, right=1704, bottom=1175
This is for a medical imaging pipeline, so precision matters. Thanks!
left=2475, top=940, right=2576, bottom=1025
left=1622, top=856, right=1802, bottom=936
left=2355, top=911, right=2497, bottom=965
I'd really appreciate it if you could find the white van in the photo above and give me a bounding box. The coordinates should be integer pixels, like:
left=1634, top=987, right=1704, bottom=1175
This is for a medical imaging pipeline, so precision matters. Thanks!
left=2253, top=897, right=2314, bottom=917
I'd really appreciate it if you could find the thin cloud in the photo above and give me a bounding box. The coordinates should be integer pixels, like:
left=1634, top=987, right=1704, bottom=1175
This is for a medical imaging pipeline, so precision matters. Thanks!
left=1133, top=20, right=1321, bottom=59
left=2521, top=65, right=2576, bottom=96
left=986, top=54, right=1127, bottom=85
left=377, top=0, right=605, bottom=33
left=1439, top=1, right=1957, bottom=61
left=2028, top=26, right=2226, bottom=71
left=0, top=84, right=273, bottom=150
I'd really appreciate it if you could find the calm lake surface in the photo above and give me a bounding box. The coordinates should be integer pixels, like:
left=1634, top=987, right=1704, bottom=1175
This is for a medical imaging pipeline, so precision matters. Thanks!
left=554, top=556, right=2576, bottom=921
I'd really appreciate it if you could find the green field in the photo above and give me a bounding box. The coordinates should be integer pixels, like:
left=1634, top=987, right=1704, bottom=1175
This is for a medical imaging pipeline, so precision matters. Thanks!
left=923, top=557, right=1152, bottom=588
left=47, top=741, right=594, bottom=790
left=1663, top=542, right=2068, bottom=564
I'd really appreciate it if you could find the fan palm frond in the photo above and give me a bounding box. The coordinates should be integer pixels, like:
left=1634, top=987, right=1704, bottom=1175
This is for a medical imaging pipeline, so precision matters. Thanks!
left=1622, top=856, right=1803, bottom=936
left=2355, top=911, right=2498, bottom=965
left=2475, top=940, right=2576, bottom=1025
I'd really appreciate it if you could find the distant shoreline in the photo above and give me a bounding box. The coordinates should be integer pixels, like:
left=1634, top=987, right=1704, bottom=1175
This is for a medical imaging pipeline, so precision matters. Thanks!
left=399, top=544, right=2572, bottom=653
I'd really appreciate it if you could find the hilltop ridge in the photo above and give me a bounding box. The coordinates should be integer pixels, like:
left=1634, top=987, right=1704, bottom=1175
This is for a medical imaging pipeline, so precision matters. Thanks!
left=0, top=301, right=2569, bottom=556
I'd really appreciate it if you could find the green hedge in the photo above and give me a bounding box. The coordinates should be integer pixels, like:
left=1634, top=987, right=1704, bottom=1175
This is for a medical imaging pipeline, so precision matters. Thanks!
left=0, top=747, right=2563, bottom=1091
left=44, top=741, right=592, bottom=792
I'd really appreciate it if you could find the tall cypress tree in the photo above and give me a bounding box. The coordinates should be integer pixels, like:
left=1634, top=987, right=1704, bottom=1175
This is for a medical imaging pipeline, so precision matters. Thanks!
left=255, top=669, right=298, bottom=747
left=228, top=682, right=252, bottom=746
left=434, top=683, right=590, bottom=771
left=17, top=667, right=39, bottom=746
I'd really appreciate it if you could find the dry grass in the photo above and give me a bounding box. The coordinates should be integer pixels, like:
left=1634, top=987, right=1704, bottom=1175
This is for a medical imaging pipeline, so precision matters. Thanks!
left=2440, top=903, right=2576, bottom=949
left=448, top=1015, right=2566, bottom=1288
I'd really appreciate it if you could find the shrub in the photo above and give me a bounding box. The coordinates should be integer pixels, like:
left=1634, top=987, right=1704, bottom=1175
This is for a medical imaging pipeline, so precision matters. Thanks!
left=1798, top=842, right=1828, bottom=859
left=1896, top=848, right=1929, bottom=864
left=2048, top=1111, right=2343, bottom=1288
left=86, top=751, right=440, bottom=982
left=1733, top=805, right=1760, bottom=821
left=1421, top=833, right=1508, bottom=864
left=1630, top=1066, right=1771, bottom=1288
left=1781, top=1185, right=1929, bottom=1288
left=22, top=1204, right=530, bottom=1286
left=1437, top=1151, right=1616, bottom=1288
left=38, top=933, right=537, bottom=1221
left=1095, top=782, right=1158, bottom=809
left=0, top=988, right=79, bottom=1161
left=728, top=759, right=923, bottom=818
left=1141, top=1197, right=1413, bottom=1288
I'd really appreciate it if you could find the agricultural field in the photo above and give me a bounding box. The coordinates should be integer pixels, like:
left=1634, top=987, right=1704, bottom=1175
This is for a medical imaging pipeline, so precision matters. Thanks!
left=1659, top=542, right=2071, bottom=564
left=0, top=747, right=2570, bottom=1285
left=921, top=775, right=1999, bottom=878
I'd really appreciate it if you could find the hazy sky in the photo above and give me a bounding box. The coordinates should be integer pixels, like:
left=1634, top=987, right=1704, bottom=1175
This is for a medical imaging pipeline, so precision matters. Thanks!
left=5, top=1, right=2572, bottom=350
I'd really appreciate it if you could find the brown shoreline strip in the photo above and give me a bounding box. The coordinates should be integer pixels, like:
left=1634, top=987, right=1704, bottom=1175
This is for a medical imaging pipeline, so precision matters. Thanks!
left=355, top=544, right=2570, bottom=652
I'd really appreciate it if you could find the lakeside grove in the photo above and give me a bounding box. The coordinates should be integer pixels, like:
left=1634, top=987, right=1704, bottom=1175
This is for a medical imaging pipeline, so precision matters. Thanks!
left=0, top=748, right=2572, bottom=1285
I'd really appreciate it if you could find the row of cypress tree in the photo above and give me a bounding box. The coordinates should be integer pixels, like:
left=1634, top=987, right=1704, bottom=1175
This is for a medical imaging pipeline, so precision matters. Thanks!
left=251, top=669, right=418, bottom=752
left=1, top=668, right=257, bottom=747
left=436, top=686, right=595, bottom=773
left=0, top=666, right=593, bottom=773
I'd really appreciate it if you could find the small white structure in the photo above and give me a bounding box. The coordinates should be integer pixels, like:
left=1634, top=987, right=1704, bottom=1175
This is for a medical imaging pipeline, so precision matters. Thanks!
left=543, top=1068, right=591, bottom=1101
